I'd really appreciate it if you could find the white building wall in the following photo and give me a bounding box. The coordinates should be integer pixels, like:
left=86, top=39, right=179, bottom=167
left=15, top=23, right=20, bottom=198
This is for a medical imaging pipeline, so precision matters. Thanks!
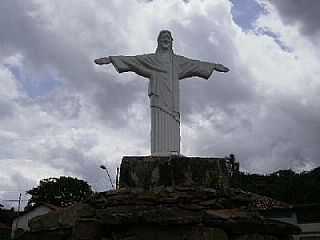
left=270, top=214, right=320, bottom=240
left=11, top=206, right=51, bottom=238
left=295, top=223, right=320, bottom=240
left=269, top=212, right=298, bottom=225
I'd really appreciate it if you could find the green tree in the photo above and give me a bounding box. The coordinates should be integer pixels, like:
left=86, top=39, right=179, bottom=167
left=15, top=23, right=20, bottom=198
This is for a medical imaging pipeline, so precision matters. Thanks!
left=26, top=176, right=93, bottom=208
left=234, top=167, right=320, bottom=204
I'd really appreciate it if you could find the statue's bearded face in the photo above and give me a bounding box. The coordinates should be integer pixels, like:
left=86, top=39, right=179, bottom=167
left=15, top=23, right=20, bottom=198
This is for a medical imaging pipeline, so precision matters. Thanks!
left=158, top=32, right=173, bottom=50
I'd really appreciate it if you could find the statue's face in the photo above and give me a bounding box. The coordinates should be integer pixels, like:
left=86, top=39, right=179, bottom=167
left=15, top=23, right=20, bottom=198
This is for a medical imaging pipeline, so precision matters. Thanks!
left=158, top=32, right=173, bottom=50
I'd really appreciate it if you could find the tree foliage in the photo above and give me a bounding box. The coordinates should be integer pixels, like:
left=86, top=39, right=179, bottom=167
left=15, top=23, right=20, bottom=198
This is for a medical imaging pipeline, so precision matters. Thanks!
left=27, top=176, right=93, bottom=208
left=232, top=167, right=320, bottom=204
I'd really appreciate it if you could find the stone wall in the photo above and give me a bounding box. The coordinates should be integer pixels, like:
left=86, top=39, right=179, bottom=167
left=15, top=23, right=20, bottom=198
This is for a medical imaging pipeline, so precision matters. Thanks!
left=17, top=156, right=299, bottom=240
left=120, top=156, right=238, bottom=190
left=22, top=187, right=299, bottom=240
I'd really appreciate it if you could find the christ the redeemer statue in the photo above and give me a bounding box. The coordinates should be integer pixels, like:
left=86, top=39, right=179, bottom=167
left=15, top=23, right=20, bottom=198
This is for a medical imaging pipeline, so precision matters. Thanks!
left=95, top=30, right=229, bottom=156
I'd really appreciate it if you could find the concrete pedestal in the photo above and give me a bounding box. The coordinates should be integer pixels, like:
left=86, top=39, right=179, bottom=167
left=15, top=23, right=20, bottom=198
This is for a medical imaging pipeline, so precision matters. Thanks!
left=26, top=187, right=300, bottom=240
left=21, top=155, right=300, bottom=240
left=119, top=155, right=238, bottom=190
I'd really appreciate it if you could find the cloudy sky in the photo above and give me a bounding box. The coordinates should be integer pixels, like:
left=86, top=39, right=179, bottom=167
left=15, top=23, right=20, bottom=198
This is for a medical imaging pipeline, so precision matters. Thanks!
left=1, top=0, right=319, bottom=208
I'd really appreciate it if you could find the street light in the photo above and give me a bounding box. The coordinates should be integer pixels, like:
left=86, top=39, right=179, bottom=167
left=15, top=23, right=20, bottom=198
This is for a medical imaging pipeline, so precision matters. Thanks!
left=100, top=165, right=115, bottom=190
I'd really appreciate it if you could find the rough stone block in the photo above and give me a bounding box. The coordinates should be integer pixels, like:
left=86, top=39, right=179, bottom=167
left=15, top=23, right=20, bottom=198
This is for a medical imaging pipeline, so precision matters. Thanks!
left=72, top=218, right=101, bottom=240
left=119, top=155, right=237, bottom=190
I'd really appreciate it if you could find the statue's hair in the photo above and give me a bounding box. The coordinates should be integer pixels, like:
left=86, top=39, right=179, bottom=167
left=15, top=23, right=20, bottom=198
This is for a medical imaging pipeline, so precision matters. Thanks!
left=156, top=30, right=174, bottom=54
left=157, top=30, right=173, bottom=42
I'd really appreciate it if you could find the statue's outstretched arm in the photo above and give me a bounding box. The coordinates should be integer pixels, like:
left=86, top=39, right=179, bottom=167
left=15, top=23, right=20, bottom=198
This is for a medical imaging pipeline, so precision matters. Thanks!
left=94, top=57, right=111, bottom=65
left=178, top=56, right=230, bottom=80
left=94, top=55, right=153, bottom=78
left=214, top=63, right=229, bottom=73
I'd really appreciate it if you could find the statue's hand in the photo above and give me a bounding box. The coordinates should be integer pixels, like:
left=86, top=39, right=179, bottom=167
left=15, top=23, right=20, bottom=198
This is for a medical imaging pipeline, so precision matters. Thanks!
left=94, top=57, right=111, bottom=65
left=214, top=64, right=229, bottom=72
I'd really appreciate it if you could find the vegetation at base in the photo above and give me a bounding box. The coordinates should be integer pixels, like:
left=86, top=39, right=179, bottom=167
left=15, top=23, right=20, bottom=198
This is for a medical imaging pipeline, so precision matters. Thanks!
left=26, top=176, right=93, bottom=208
left=232, top=167, right=320, bottom=204
left=25, top=167, right=320, bottom=208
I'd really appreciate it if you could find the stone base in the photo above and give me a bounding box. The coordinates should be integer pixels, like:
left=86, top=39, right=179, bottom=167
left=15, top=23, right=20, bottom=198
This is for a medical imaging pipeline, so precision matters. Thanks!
left=19, top=155, right=299, bottom=240
left=119, top=155, right=239, bottom=190
left=25, top=187, right=300, bottom=240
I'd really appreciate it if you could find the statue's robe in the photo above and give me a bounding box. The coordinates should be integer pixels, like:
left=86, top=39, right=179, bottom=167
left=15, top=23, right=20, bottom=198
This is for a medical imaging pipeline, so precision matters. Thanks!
left=110, top=53, right=215, bottom=155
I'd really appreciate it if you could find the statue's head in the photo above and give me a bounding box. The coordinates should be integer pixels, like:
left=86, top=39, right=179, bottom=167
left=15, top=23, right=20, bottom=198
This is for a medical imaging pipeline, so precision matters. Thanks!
left=156, top=30, right=173, bottom=53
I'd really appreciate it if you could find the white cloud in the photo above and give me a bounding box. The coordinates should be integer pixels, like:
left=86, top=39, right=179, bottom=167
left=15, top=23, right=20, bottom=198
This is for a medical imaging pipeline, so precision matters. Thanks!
left=1, top=0, right=320, bottom=208
left=0, top=67, right=20, bottom=99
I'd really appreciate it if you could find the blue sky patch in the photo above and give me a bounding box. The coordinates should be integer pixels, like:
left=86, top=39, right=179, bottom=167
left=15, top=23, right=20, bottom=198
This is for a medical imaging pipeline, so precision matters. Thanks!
left=6, top=64, right=62, bottom=98
left=230, top=0, right=292, bottom=52
left=231, top=0, right=266, bottom=31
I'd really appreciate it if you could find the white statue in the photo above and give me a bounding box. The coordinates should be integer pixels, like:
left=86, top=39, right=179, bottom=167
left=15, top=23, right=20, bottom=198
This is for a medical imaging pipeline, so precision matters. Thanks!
left=95, top=30, right=229, bottom=156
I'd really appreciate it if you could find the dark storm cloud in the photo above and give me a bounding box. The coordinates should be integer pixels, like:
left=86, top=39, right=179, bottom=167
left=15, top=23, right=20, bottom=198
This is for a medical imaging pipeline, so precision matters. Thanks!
left=10, top=173, right=36, bottom=193
left=1, top=0, right=320, bottom=185
left=0, top=99, right=15, bottom=120
left=0, top=173, right=36, bottom=209
left=147, top=3, right=320, bottom=172
left=269, top=0, right=320, bottom=38
left=0, top=0, right=141, bottom=127
left=169, top=11, right=256, bottom=124
left=43, top=146, right=117, bottom=191
left=0, top=0, right=254, bottom=133
left=185, top=89, right=320, bottom=172
left=36, top=92, right=82, bottom=120
left=0, top=0, right=146, bottom=192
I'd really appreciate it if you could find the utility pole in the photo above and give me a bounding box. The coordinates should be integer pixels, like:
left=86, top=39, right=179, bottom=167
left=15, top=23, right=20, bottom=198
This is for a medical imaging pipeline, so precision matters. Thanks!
left=116, top=167, right=120, bottom=190
left=15, top=193, right=22, bottom=230
left=100, top=165, right=115, bottom=190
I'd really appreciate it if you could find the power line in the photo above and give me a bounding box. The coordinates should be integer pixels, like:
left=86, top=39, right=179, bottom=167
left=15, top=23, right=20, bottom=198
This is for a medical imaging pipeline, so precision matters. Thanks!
left=0, top=199, right=28, bottom=202
left=0, top=190, right=28, bottom=192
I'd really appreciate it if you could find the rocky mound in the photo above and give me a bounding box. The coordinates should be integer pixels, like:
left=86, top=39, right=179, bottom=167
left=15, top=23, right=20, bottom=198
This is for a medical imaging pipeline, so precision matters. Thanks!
left=22, top=187, right=300, bottom=240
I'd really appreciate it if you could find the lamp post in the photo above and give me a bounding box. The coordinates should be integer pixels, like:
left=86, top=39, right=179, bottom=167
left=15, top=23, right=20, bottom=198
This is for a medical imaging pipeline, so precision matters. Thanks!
left=100, top=165, right=115, bottom=190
